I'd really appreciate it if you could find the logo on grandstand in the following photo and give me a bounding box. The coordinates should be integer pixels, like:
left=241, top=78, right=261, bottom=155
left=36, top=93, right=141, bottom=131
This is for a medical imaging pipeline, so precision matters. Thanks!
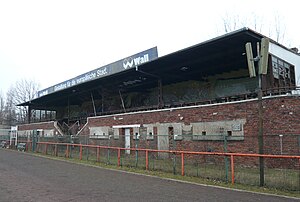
left=122, top=54, right=149, bottom=69
left=123, top=57, right=134, bottom=69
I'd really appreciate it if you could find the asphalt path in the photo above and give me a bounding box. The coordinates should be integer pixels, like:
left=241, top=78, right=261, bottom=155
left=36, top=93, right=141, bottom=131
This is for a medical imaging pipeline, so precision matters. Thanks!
left=0, top=148, right=298, bottom=202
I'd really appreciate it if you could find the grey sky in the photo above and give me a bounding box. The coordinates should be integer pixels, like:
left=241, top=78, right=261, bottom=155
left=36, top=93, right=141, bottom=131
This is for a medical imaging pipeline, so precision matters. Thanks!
left=0, top=0, right=299, bottom=94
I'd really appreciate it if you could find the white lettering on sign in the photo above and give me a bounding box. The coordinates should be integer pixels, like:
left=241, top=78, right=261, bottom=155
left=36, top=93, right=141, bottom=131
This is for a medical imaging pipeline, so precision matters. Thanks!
left=134, top=54, right=149, bottom=65
left=123, top=54, right=149, bottom=69
left=54, top=83, right=67, bottom=91
left=76, top=72, right=96, bottom=84
left=38, top=48, right=157, bottom=96
left=39, top=90, right=48, bottom=97
left=97, top=67, right=108, bottom=76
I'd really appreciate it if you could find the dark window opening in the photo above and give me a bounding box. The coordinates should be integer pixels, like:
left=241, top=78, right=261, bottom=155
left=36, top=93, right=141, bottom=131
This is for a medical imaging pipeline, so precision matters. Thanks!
left=227, top=131, right=232, bottom=136
left=168, top=127, right=174, bottom=135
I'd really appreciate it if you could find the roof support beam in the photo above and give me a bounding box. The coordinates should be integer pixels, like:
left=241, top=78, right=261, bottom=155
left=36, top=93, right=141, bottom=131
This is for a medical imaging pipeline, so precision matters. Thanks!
left=158, top=79, right=164, bottom=108
left=119, top=89, right=126, bottom=113
left=91, top=92, right=97, bottom=116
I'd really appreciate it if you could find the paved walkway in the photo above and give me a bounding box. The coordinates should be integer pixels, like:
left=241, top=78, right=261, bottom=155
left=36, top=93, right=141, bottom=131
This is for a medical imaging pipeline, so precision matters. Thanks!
left=0, top=149, right=298, bottom=202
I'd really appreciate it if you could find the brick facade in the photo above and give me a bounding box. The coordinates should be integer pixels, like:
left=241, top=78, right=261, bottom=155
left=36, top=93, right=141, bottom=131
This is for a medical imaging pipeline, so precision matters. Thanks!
left=17, top=95, right=300, bottom=156
left=83, top=95, right=300, bottom=155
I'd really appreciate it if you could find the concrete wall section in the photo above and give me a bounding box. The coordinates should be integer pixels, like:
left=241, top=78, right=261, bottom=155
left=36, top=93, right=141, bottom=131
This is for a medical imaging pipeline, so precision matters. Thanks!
left=18, top=121, right=57, bottom=138
left=89, top=126, right=110, bottom=139
left=192, top=119, right=246, bottom=141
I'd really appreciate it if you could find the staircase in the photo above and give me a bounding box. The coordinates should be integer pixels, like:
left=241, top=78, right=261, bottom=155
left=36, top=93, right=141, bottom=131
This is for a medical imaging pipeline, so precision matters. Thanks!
left=54, top=121, right=81, bottom=136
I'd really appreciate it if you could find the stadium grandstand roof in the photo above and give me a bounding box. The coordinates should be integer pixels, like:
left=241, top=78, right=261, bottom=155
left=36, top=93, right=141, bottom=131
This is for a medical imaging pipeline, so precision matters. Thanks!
left=19, top=27, right=295, bottom=109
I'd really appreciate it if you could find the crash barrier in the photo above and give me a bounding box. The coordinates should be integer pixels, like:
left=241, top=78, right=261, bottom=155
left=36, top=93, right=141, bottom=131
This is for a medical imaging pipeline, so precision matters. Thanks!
left=21, top=141, right=300, bottom=192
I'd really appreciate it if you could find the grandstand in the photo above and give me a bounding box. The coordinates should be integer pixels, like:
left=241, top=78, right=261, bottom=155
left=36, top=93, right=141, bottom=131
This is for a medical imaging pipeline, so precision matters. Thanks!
left=17, top=28, right=300, bottom=155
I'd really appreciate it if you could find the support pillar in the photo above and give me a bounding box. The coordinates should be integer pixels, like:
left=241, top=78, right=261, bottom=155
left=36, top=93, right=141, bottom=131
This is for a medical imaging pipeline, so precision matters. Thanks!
left=158, top=79, right=163, bottom=108
left=27, top=105, right=31, bottom=124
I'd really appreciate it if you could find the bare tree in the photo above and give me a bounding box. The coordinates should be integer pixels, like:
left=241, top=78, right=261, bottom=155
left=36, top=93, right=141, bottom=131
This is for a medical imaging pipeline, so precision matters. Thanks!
left=221, top=12, right=263, bottom=33
left=269, top=13, right=286, bottom=43
left=222, top=13, right=257, bottom=34
left=5, top=79, right=40, bottom=124
left=4, top=87, right=17, bottom=126
left=251, top=13, right=263, bottom=33
left=220, top=12, right=287, bottom=44
left=222, top=13, right=246, bottom=33
left=0, top=91, right=5, bottom=125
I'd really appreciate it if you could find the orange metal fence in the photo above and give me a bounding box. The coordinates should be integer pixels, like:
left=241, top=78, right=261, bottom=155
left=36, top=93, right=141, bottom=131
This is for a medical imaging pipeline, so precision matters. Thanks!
left=6, top=140, right=299, bottom=191
left=29, top=141, right=300, bottom=187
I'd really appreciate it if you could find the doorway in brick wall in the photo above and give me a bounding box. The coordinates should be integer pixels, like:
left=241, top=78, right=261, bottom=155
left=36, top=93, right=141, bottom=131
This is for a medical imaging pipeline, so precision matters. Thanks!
left=125, top=128, right=130, bottom=154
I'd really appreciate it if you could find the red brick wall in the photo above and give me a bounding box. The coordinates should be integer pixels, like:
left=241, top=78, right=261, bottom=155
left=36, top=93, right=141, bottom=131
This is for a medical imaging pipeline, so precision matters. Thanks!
left=85, top=96, right=300, bottom=155
left=17, top=96, right=300, bottom=156
left=18, top=121, right=56, bottom=131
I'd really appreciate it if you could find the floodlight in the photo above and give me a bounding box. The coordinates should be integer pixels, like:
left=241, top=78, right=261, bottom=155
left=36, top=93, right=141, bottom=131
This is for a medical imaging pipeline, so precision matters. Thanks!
left=259, top=38, right=270, bottom=75
left=245, top=42, right=256, bottom=77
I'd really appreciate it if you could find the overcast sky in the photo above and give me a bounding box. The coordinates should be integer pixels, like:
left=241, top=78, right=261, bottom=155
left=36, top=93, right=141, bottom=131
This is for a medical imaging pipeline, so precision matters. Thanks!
left=0, top=0, right=299, bottom=95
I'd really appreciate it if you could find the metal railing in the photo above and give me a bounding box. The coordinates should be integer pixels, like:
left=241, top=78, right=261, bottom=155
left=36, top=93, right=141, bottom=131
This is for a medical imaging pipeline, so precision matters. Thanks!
left=19, top=141, right=300, bottom=192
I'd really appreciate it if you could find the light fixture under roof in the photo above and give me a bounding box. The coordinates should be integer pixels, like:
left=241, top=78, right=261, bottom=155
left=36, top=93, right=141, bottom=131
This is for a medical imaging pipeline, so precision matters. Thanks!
left=180, top=66, right=189, bottom=71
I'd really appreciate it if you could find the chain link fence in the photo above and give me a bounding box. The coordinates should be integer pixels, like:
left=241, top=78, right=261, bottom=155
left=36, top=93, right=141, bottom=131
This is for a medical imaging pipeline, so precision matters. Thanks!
left=0, top=129, right=10, bottom=141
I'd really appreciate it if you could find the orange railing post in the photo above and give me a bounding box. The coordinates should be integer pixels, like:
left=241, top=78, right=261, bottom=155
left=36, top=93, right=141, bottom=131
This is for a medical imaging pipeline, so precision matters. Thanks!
left=118, top=148, right=121, bottom=167
left=97, top=147, right=100, bottom=162
left=79, top=145, right=82, bottom=160
left=146, top=150, right=149, bottom=170
left=66, top=144, right=69, bottom=158
left=45, top=143, right=48, bottom=155
left=55, top=144, right=58, bottom=156
left=181, top=152, right=185, bottom=176
left=231, top=155, right=235, bottom=185
left=26, top=141, right=29, bottom=152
